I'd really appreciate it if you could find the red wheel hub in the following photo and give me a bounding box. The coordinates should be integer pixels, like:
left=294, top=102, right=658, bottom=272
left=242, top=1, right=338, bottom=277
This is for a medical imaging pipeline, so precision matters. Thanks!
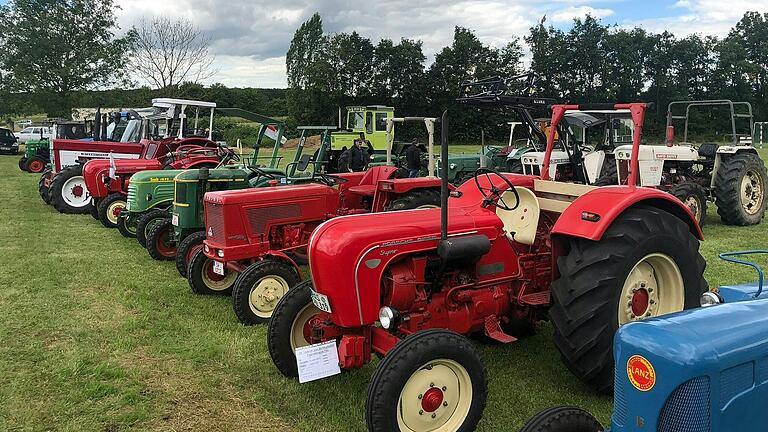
left=421, top=387, right=444, bottom=412
left=71, top=185, right=84, bottom=197
left=155, top=230, right=176, bottom=257
left=631, top=288, right=650, bottom=317
left=112, top=206, right=123, bottom=218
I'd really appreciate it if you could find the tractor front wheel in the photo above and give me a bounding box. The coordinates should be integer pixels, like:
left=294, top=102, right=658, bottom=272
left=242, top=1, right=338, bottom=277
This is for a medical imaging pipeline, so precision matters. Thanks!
left=116, top=212, right=138, bottom=238
left=50, top=165, right=92, bottom=214
left=175, top=231, right=205, bottom=277
left=146, top=218, right=176, bottom=260
left=366, top=329, right=487, bottom=432
left=38, top=170, right=51, bottom=204
left=25, top=156, right=46, bottom=173
left=98, top=194, right=127, bottom=228
left=549, top=206, right=706, bottom=393
left=187, top=249, right=237, bottom=295
left=268, top=280, right=323, bottom=378
left=669, top=181, right=707, bottom=227
left=714, top=152, right=767, bottom=225
left=136, top=209, right=168, bottom=248
left=519, top=406, right=603, bottom=432
left=18, top=157, right=28, bottom=172
left=232, top=259, right=300, bottom=325
left=385, top=189, right=441, bottom=211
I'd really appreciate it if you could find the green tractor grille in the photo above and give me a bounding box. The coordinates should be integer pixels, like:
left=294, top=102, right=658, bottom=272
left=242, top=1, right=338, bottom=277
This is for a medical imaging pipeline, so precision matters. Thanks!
left=127, top=182, right=137, bottom=209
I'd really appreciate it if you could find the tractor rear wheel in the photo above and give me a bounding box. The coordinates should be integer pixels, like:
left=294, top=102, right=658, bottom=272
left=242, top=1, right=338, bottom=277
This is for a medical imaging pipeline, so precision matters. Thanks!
left=592, top=159, right=618, bottom=186
left=519, top=406, right=603, bottom=432
left=50, top=165, right=92, bottom=214
left=549, top=206, right=706, bottom=393
left=146, top=218, right=176, bottom=260
left=232, top=259, right=300, bottom=325
left=18, top=157, right=28, bottom=172
left=25, top=156, right=46, bottom=173
left=136, top=209, right=168, bottom=248
left=385, top=189, right=441, bottom=211
left=714, top=152, right=767, bottom=225
left=175, top=231, right=205, bottom=277
left=38, top=170, right=51, bottom=204
left=268, top=280, right=322, bottom=378
left=669, top=182, right=707, bottom=227
left=116, top=212, right=137, bottom=238
left=98, top=193, right=127, bottom=228
left=187, top=249, right=237, bottom=295
left=366, top=329, right=487, bottom=432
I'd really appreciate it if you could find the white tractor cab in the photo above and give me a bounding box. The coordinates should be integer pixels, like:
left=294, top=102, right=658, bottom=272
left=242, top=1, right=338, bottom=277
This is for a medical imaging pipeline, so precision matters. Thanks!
left=610, top=99, right=767, bottom=226
left=147, top=98, right=217, bottom=141
left=521, top=109, right=633, bottom=184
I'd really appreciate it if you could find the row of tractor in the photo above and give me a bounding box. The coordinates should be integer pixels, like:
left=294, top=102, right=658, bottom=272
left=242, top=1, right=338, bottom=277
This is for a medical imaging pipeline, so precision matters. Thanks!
left=16, top=86, right=768, bottom=431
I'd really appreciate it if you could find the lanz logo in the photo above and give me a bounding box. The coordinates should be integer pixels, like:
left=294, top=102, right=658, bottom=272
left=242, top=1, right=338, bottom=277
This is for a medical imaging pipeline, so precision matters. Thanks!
left=627, top=355, right=656, bottom=391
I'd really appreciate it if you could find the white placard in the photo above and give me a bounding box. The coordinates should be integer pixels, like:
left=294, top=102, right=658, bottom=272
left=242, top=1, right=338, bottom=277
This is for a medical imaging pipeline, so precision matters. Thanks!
left=296, top=340, right=341, bottom=383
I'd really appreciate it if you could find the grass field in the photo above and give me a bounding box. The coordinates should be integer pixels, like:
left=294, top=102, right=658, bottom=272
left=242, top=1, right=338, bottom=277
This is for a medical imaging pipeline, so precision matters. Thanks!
left=1, top=150, right=767, bottom=431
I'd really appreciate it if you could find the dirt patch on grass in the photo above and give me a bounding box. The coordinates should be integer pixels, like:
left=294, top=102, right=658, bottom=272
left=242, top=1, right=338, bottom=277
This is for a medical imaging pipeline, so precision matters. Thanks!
left=283, top=135, right=321, bottom=149
left=119, top=349, right=294, bottom=432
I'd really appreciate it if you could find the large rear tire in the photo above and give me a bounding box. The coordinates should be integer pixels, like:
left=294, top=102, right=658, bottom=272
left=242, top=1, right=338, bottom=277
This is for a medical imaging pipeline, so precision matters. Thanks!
left=146, top=218, right=176, bottom=260
left=135, top=209, right=168, bottom=248
left=669, top=181, right=707, bottom=227
left=175, top=231, right=205, bottom=277
left=549, top=206, right=706, bottom=393
left=385, top=189, right=441, bottom=211
left=98, top=193, right=127, bottom=228
left=231, top=259, right=300, bottom=325
left=366, top=329, right=487, bottom=432
left=187, top=249, right=237, bottom=295
left=267, top=280, right=322, bottom=378
left=50, top=165, right=92, bottom=214
left=714, top=152, right=767, bottom=226
left=38, top=170, right=51, bottom=204
left=520, top=406, right=603, bottom=432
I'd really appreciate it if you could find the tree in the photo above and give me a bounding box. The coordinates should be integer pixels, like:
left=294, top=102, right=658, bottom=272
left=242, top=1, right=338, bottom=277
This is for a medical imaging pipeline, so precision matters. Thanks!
left=129, top=16, right=216, bottom=91
left=286, top=13, right=326, bottom=90
left=0, top=0, right=132, bottom=117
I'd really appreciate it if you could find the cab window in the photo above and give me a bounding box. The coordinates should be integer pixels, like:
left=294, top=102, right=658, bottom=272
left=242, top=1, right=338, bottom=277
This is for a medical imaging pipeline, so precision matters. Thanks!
left=32, top=128, right=41, bottom=134
left=347, top=112, right=365, bottom=130
left=375, top=113, right=388, bottom=132
left=366, top=112, right=373, bottom=134
left=21, top=127, right=32, bottom=134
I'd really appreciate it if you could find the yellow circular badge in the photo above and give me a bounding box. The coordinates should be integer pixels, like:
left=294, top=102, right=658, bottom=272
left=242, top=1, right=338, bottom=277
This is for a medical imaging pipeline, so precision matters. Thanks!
left=626, top=355, right=656, bottom=391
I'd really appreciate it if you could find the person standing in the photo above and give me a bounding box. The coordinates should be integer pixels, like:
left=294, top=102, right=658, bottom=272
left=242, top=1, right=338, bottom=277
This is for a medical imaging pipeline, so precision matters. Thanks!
left=337, top=146, right=350, bottom=172
left=405, top=139, right=422, bottom=178
left=350, top=133, right=368, bottom=172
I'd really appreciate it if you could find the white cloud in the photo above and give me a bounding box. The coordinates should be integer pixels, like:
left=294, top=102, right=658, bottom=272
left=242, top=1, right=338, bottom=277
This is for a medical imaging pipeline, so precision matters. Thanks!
left=628, top=0, right=768, bottom=37
left=551, top=6, right=614, bottom=23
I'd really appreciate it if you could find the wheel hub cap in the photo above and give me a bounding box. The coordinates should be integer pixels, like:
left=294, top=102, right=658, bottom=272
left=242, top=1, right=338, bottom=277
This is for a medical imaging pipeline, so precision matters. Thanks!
left=72, top=185, right=83, bottom=197
left=249, top=276, right=289, bottom=317
left=421, top=388, right=444, bottom=413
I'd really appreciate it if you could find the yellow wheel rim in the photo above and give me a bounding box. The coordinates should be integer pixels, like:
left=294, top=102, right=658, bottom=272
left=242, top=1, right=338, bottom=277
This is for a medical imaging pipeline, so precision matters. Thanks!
left=106, top=201, right=125, bottom=224
left=249, top=276, right=290, bottom=318
left=396, top=359, right=473, bottom=432
left=741, top=169, right=763, bottom=215
left=289, top=303, right=322, bottom=352
left=618, top=253, right=684, bottom=325
left=201, top=259, right=237, bottom=291
left=417, top=204, right=439, bottom=209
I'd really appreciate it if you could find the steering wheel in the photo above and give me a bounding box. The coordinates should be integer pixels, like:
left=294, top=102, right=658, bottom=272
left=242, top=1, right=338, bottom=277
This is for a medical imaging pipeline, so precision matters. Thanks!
left=247, top=165, right=277, bottom=180
left=217, top=146, right=240, bottom=164
left=314, top=173, right=348, bottom=186
left=473, top=168, right=520, bottom=211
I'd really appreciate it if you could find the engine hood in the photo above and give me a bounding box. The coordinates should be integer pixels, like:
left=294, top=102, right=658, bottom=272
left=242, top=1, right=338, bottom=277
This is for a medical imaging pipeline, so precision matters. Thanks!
left=203, top=183, right=335, bottom=206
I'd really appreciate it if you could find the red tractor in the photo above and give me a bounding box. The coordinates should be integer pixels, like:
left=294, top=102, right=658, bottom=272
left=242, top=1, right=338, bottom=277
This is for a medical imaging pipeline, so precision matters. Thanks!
left=267, top=105, right=707, bottom=431
left=191, top=116, right=446, bottom=326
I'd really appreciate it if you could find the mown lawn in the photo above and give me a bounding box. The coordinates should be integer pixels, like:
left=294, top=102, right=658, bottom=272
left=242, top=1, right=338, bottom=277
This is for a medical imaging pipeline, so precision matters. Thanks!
left=1, top=149, right=767, bottom=431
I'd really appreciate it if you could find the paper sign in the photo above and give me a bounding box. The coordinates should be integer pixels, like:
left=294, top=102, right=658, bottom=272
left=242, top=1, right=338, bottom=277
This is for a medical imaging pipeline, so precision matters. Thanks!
left=296, top=340, right=341, bottom=383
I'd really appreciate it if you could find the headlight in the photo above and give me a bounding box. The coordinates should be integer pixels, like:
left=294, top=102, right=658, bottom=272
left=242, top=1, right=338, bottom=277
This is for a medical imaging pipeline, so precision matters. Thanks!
left=450, top=163, right=457, bottom=170
left=216, top=249, right=224, bottom=258
left=700, top=291, right=722, bottom=307
left=378, top=306, right=399, bottom=329
left=203, top=244, right=210, bottom=253
left=146, top=193, right=153, bottom=201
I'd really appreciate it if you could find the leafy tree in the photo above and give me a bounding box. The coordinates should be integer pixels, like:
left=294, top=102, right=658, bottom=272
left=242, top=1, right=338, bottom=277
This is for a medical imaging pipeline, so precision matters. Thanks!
left=326, top=32, right=375, bottom=96
left=286, top=13, right=326, bottom=90
left=0, top=0, right=133, bottom=117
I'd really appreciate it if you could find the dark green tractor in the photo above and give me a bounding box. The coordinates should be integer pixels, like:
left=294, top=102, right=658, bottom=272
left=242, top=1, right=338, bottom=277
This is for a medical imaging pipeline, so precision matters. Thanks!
left=19, top=120, right=91, bottom=173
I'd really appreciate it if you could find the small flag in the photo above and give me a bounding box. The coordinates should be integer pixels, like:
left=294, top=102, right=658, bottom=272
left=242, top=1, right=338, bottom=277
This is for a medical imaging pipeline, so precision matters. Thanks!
left=265, top=125, right=288, bottom=144
left=108, top=152, right=116, bottom=179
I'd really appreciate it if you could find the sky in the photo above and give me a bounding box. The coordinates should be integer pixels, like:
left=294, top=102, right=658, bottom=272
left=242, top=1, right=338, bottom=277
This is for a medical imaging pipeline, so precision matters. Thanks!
left=4, top=0, right=768, bottom=88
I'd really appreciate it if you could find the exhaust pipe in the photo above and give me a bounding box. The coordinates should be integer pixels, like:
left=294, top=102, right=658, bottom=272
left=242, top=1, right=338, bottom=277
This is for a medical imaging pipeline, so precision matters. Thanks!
left=440, top=111, right=448, bottom=242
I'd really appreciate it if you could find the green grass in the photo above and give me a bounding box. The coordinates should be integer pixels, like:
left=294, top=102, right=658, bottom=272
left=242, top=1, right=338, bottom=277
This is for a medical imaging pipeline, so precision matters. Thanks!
left=1, top=150, right=768, bottom=431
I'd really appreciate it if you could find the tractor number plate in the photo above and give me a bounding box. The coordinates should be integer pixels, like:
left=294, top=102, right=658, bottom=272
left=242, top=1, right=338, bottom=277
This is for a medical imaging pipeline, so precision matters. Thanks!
left=213, top=260, right=224, bottom=275
left=171, top=213, right=179, bottom=226
left=311, top=289, right=332, bottom=313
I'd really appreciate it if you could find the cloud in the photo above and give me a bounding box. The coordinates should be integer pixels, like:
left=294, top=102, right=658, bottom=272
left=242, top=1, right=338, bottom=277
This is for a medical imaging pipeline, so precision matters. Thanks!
left=627, top=0, right=768, bottom=37
left=551, top=6, right=615, bottom=23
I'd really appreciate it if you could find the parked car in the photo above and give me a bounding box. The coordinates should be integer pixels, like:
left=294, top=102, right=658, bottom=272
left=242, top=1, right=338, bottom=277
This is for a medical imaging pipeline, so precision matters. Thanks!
left=14, top=126, right=51, bottom=143
left=0, top=127, right=19, bottom=155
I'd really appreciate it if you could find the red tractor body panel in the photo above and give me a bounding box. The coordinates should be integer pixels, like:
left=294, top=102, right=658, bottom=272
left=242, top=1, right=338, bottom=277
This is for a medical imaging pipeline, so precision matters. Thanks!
left=83, top=158, right=164, bottom=198
left=51, top=139, right=144, bottom=172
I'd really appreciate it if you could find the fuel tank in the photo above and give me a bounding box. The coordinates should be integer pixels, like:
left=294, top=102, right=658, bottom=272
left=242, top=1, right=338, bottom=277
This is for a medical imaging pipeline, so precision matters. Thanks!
left=610, top=298, right=768, bottom=432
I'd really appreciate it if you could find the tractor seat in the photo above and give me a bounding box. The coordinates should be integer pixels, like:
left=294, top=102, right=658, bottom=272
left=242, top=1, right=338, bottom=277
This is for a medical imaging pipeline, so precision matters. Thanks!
left=495, top=188, right=540, bottom=246
left=347, top=167, right=389, bottom=197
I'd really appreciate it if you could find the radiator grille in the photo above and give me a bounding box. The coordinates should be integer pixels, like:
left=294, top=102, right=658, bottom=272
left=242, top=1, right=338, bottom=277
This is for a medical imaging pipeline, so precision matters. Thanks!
left=245, top=204, right=301, bottom=235
left=206, top=203, right=226, bottom=244
left=720, top=362, right=754, bottom=408
left=657, top=376, right=710, bottom=432
left=612, top=362, right=628, bottom=426
left=127, top=182, right=137, bottom=207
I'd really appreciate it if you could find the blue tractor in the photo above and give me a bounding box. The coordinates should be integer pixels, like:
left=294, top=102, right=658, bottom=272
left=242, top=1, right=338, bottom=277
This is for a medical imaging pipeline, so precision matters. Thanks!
left=521, top=250, right=768, bottom=432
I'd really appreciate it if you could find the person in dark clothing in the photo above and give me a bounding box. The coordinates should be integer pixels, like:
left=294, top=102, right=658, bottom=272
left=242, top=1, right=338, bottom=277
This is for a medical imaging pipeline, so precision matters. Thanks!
left=337, top=146, right=350, bottom=172
left=349, top=133, right=368, bottom=172
left=405, top=139, right=422, bottom=178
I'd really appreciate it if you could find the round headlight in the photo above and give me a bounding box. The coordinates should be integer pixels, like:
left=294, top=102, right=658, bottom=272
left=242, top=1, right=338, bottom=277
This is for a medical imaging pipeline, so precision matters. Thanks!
left=146, top=193, right=153, bottom=201
left=203, top=244, right=210, bottom=253
left=216, top=249, right=224, bottom=258
left=700, top=291, right=722, bottom=307
left=378, top=306, right=397, bottom=329
left=449, top=163, right=457, bottom=170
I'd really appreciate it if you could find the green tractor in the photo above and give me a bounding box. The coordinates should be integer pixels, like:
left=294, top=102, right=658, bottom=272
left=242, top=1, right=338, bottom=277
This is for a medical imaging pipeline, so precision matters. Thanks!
left=119, top=108, right=294, bottom=249
left=19, top=120, right=92, bottom=173
left=169, top=125, right=336, bottom=277
left=324, top=105, right=394, bottom=170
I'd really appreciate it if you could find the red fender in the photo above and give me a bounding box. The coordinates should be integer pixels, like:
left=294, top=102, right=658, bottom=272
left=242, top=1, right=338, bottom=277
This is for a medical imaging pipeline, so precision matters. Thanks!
left=264, top=251, right=302, bottom=279
left=551, top=185, right=704, bottom=241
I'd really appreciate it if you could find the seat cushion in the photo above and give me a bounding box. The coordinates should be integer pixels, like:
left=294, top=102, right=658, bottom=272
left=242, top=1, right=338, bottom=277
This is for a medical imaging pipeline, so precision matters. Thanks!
left=347, top=184, right=377, bottom=197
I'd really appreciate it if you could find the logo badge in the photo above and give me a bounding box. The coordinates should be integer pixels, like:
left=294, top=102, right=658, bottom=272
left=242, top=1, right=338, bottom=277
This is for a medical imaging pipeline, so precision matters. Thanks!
left=627, top=355, right=656, bottom=391
left=208, top=227, right=213, bottom=237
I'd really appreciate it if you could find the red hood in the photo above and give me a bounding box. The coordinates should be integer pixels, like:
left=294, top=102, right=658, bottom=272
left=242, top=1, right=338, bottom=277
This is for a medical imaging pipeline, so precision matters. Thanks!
left=83, top=158, right=163, bottom=198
